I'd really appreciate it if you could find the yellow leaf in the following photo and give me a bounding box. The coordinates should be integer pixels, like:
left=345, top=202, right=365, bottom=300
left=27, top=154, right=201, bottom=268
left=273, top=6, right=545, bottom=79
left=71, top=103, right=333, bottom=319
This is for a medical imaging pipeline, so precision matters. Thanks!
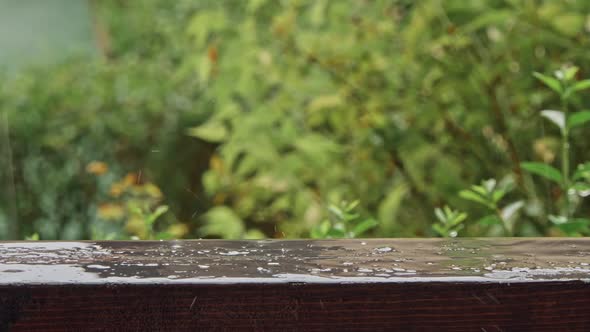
left=123, top=173, right=138, bottom=186
left=308, top=95, right=343, bottom=112
left=167, top=223, right=189, bottom=238
left=144, top=183, right=163, bottom=199
left=86, top=161, right=108, bottom=175
left=210, top=154, right=224, bottom=173
left=109, top=183, right=124, bottom=197
left=97, top=203, right=125, bottom=220
left=125, top=217, right=147, bottom=238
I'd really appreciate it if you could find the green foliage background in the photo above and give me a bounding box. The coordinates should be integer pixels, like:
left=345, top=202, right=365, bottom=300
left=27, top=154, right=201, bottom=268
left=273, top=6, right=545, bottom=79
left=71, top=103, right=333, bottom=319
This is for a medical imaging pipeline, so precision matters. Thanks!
left=1, top=0, right=590, bottom=239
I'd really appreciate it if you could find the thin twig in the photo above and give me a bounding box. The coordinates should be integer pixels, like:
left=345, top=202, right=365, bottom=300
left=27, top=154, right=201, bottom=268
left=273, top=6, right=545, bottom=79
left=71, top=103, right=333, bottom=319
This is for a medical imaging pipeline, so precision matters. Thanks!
left=0, top=111, right=19, bottom=239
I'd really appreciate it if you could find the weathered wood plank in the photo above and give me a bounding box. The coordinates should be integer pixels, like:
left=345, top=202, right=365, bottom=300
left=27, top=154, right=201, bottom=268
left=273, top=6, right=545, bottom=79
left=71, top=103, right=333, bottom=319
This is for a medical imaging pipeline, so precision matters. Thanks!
left=1, top=238, right=590, bottom=331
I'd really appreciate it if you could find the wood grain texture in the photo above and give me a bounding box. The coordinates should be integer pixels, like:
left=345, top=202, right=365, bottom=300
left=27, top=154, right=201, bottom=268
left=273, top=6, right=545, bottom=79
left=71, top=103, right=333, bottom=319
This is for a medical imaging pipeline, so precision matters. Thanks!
left=1, top=238, right=590, bottom=331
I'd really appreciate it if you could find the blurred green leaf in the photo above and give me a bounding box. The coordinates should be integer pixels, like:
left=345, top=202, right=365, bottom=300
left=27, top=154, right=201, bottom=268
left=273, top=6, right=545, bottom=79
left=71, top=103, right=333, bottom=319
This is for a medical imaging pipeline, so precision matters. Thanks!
left=550, top=216, right=590, bottom=235
left=561, top=66, right=579, bottom=81
left=345, top=200, right=360, bottom=212
left=551, top=13, right=584, bottom=37
left=327, top=228, right=347, bottom=238
left=573, top=163, right=590, bottom=181
left=570, top=80, right=590, bottom=93
left=500, top=201, right=524, bottom=222
left=434, top=208, right=446, bottom=224
left=187, top=122, right=228, bottom=142
left=491, top=189, right=507, bottom=204
left=352, top=218, right=378, bottom=236
left=25, top=233, right=40, bottom=241
left=432, top=224, right=446, bottom=237
left=146, top=205, right=169, bottom=227
left=378, top=185, right=408, bottom=233
left=155, top=232, right=173, bottom=240
left=567, top=111, right=590, bottom=130
left=432, top=206, right=467, bottom=237
left=463, top=10, right=512, bottom=32
left=477, top=215, right=502, bottom=226
left=459, top=190, right=493, bottom=209
left=311, top=220, right=331, bottom=239
left=244, top=229, right=266, bottom=239
left=521, top=162, right=563, bottom=184
left=200, top=206, right=245, bottom=239
left=533, top=72, right=562, bottom=94
left=571, top=182, right=590, bottom=197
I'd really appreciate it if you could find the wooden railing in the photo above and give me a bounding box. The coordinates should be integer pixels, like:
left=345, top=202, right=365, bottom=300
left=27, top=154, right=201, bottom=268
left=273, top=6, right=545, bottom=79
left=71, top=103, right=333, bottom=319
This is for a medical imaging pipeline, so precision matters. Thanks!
left=1, top=238, right=590, bottom=331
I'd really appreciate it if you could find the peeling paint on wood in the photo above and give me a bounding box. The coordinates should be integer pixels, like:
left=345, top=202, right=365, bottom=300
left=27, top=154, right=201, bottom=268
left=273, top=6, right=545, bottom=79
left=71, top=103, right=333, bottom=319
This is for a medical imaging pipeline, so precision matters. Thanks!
left=1, top=238, right=590, bottom=330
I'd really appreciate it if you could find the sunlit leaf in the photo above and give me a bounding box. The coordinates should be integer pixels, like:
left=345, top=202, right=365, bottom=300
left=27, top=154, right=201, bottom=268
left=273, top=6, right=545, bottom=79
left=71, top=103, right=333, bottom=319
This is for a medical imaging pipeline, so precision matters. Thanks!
left=155, top=232, right=173, bottom=240
left=345, top=200, right=360, bottom=212
left=432, top=224, right=446, bottom=237
left=521, top=162, right=563, bottom=184
left=500, top=201, right=524, bottom=222
left=571, top=182, right=590, bottom=197
left=200, top=206, right=245, bottom=239
left=550, top=216, right=590, bottom=235
left=471, top=185, right=489, bottom=197
left=540, top=110, right=565, bottom=131
left=463, top=10, right=512, bottom=32
left=492, top=189, right=507, bottom=204
left=459, top=190, right=493, bottom=208
left=561, top=66, right=579, bottom=81
left=186, top=121, right=228, bottom=142
left=307, top=94, right=343, bottom=112
left=434, top=207, right=446, bottom=224
left=146, top=205, right=169, bottom=226
left=247, top=0, right=267, bottom=13
left=327, top=228, right=346, bottom=238
left=352, top=218, right=378, bottom=236
left=328, top=205, right=344, bottom=220
left=477, top=215, right=501, bottom=226
left=448, top=212, right=468, bottom=227
left=533, top=72, right=563, bottom=93
left=378, top=185, right=408, bottom=232
left=567, top=111, right=590, bottom=129
left=25, top=233, right=40, bottom=241
left=482, top=179, right=497, bottom=193
left=570, top=79, right=590, bottom=92
left=551, top=13, right=584, bottom=37
left=573, top=163, right=590, bottom=181
left=244, top=229, right=266, bottom=239
left=97, top=203, right=125, bottom=221
left=310, top=220, right=331, bottom=239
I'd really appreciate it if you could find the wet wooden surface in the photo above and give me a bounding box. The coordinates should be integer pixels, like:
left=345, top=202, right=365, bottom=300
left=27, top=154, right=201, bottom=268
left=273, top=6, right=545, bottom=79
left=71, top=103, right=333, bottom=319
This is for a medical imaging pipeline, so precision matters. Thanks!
left=1, top=238, right=590, bottom=331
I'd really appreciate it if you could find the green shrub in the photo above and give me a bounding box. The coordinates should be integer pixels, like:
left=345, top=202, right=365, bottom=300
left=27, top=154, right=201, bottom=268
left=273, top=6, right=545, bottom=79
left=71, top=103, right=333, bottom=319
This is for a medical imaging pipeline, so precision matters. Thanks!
left=3, top=0, right=590, bottom=239
left=440, top=66, right=590, bottom=237
left=187, top=0, right=590, bottom=238
left=0, top=60, right=209, bottom=239
left=0, top=0, right=210, bottom=240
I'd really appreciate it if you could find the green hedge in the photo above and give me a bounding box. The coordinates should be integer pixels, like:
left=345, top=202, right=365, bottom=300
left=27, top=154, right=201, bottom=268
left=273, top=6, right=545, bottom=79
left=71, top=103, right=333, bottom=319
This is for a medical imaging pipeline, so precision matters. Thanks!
left=0, top=1, right=210, bottom=239
left=2, top=0, right=590, bottom=239
left=187, top=0, right=590, bottom=238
